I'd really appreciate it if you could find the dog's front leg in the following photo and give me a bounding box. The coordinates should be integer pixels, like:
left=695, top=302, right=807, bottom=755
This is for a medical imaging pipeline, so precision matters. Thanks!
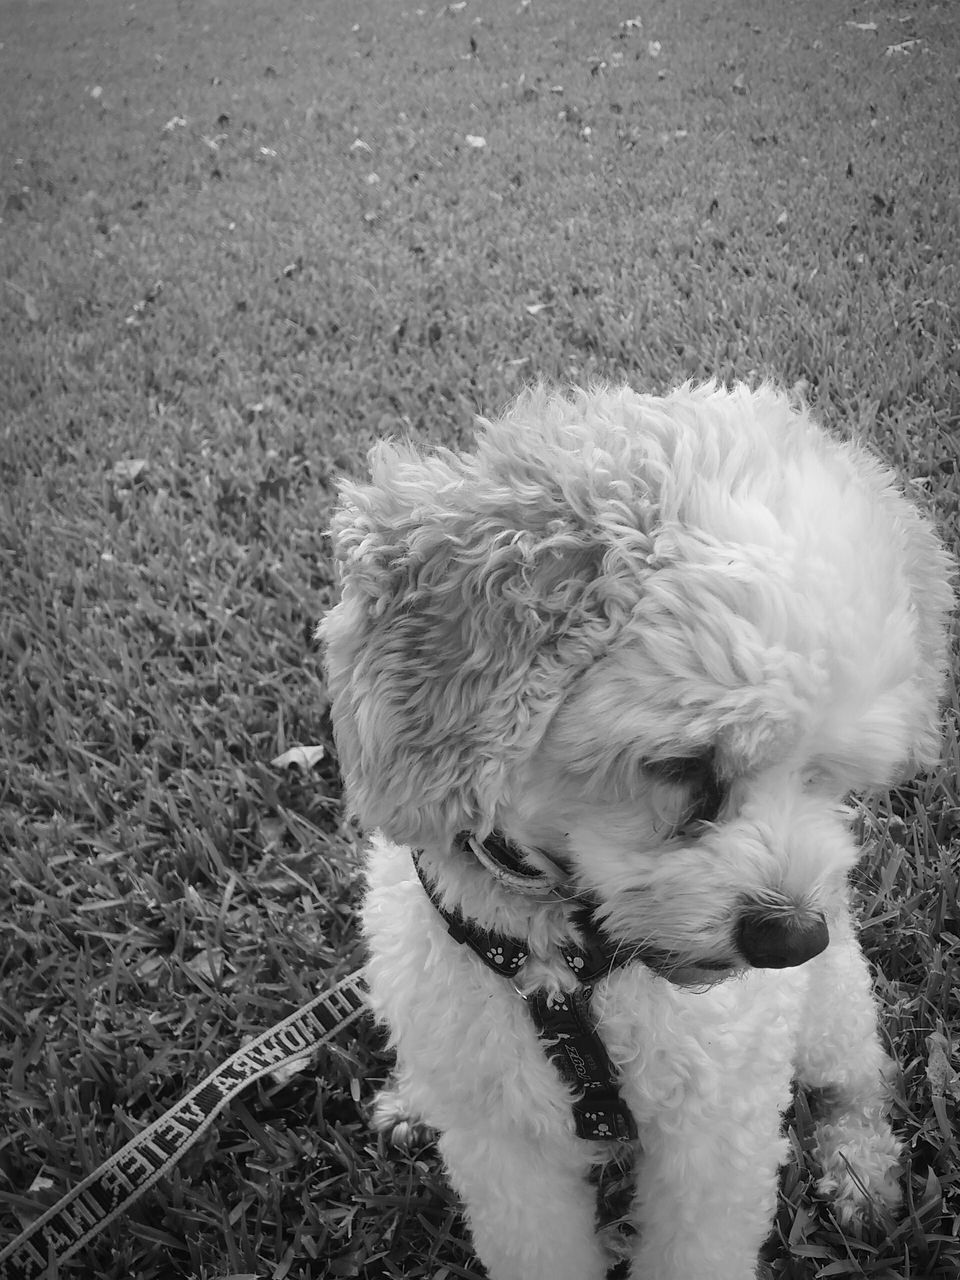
left=626, top=1105, right=787, bottom=1280
left=792, top=912, right=902, bottom=1224
left=437, top=1124, right=609, bottom=1280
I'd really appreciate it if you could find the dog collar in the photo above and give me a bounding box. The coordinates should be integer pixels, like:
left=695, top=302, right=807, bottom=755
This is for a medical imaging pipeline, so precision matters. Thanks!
left=411, top=849, right=639, bottom=1142
left=459, top=830, right=575, bottom=899
left=413, top=844, right=631, bottom=984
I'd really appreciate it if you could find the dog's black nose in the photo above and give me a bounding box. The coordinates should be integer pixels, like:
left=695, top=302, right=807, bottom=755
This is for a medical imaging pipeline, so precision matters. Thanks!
left=736, top=909, right=829, bottom=969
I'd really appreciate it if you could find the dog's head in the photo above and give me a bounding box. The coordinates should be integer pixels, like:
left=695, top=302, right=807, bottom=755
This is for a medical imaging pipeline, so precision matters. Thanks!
left=321, top=382, right=953, bottom=980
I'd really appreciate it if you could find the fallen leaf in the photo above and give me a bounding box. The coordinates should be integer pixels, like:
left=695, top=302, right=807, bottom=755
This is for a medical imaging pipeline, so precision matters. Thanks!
left=183, top=948, right=226, bottom=982
left=465, top=134, right=487, bottom=148
left=271, top=744, right=326, bottom=771
left=124, top=280, right=163, bottom=326
left=162, top=115, right=188, bottom=132
left=111, top=458, right=149, bottom=486
left=133, top=953, right=165, bottom=979
left=5, top=280, right=39, bottom=321
left=845, top=21, right=878, bottom=31
left=621, top=16, right=643, bottom=31
left=885, top=39, right=920, bottom=55
left=647, top=40, right=662, bottom=57
left=525, top=302, right=553, bottom=316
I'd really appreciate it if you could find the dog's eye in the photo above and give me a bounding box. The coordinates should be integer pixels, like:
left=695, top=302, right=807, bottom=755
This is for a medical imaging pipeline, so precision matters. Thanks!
left=685, top=774, right=725, bottom=826
left=645, top=755, right=725, bottom=830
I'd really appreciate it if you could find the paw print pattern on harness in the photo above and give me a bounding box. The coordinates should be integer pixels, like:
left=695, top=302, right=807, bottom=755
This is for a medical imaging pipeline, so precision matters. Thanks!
left=541, top=991, right=576, bottom=1041
left=579, top=1110, right=614, bottom=1138
left=485, top=943, right=528, bottom=971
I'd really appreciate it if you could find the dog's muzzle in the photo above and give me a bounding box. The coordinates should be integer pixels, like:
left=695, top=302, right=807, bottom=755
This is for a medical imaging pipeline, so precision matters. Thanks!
left=736, top=907, right=829, bottom=969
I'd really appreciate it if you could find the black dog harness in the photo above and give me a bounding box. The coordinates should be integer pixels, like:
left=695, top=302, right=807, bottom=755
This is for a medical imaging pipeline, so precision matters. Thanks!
left=412, top=841, right=639, bottom=1142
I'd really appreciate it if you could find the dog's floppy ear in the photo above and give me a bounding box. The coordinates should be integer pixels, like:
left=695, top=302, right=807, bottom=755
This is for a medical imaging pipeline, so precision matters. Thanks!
left=319, top=424, right=643, bottom=846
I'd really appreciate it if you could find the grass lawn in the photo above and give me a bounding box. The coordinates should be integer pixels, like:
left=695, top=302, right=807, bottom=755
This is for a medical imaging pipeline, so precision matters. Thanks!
left=1, top=0, right=958, bottom=1275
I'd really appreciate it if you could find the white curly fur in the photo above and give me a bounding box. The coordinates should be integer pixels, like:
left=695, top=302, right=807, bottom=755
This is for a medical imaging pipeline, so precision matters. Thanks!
left=320, top=381, right=953, bottom=1280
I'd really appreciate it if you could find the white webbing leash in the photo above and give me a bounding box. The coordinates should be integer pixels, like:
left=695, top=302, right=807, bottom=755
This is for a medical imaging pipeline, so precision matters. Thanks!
left=0, top=969, right=368, bottom=1280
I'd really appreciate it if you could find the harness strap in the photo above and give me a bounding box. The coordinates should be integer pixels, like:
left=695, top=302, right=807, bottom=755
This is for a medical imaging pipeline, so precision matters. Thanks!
left=412, top=850, right=529, bottom=975
left=411, top=848, right=638, bottom=1143
left=528, top=989, right=638, bottom=1141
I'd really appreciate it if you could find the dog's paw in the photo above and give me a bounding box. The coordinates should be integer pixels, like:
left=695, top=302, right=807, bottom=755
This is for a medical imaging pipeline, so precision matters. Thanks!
left=813, top=1113, right=902, bottom=1226
left=371, top=1084, right=436, bottom=1150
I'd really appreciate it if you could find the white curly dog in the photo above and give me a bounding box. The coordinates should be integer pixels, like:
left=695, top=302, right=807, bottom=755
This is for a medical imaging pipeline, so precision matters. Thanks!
left=321, top=381, right=952, bottom=1280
